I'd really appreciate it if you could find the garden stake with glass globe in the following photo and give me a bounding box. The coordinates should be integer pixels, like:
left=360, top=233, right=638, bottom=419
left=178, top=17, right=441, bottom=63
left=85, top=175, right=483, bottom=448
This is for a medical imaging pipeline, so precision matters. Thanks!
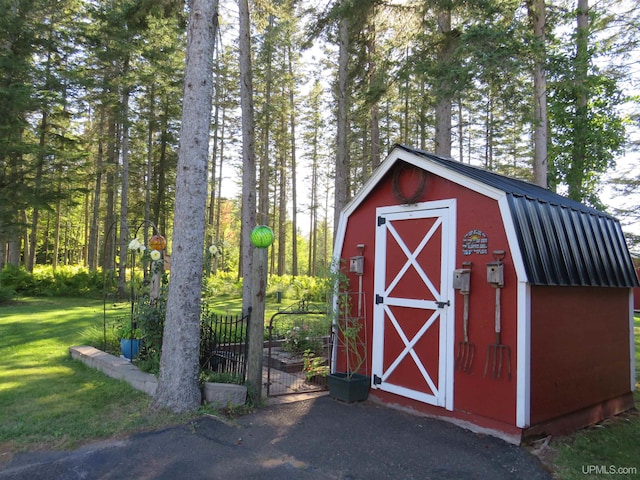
left=246, top=225, right=274, bottom=401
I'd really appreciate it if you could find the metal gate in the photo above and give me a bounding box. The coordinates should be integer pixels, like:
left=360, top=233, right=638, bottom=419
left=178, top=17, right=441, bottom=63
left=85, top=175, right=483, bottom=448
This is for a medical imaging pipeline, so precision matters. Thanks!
left=200, top=305, right=250, bottom=383
left=265, top=299, right=331, bottom=397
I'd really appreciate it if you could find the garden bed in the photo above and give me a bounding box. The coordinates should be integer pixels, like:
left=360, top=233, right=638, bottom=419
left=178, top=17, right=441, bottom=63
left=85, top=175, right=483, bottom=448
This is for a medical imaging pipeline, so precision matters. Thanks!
left=264, top=347, right=306, bottom=373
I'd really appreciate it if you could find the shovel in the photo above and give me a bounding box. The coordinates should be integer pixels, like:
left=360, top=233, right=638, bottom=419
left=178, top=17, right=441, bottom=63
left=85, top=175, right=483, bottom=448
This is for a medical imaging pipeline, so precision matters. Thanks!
left=455, top=290, right=474, bottom=373
left=484, top=285, right=511, bottom=381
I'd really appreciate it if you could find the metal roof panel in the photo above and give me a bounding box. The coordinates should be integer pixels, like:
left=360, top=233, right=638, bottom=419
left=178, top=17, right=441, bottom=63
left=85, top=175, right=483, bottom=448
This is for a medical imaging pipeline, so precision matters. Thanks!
left=396, top=145, right=639, bottom=288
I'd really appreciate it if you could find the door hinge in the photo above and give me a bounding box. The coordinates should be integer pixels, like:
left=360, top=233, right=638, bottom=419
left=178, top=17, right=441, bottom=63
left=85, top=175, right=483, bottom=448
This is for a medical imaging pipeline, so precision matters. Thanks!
left=436, top=300, right=450, bottom=308
left=373, top=374, right=382, bottom=385
left=377, top=216, right=386, bottom=226
left=375, top=294, right=384, bottom=304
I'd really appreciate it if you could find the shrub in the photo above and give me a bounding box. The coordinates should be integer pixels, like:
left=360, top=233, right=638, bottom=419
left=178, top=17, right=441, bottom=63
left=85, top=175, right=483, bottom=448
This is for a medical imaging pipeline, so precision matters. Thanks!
left=199, top=370, right=243, bottom=385
left=134, top=290, right=167, bottom=374
left=202, top=271, right=243, bottom=298
left=0, top=264, right=107, bottom=298
left=282, top=325, right=323, bottom=355
left=201, top=272, right=331, bottom=303
left=0, top=285, right=15, bottom=304
left=265, top=274, right=332, bottom=302
left=0, top=264, right=35, bottom=294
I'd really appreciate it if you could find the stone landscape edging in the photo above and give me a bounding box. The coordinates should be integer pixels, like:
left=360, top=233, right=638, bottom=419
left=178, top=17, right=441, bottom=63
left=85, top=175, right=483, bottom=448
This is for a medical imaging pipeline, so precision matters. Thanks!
left=69, top=345, right=247, bottom=407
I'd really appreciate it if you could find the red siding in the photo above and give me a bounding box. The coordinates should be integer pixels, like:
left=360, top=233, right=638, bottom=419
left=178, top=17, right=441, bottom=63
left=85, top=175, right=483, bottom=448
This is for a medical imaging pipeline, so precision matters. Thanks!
left=339, top=163, right=518, bottom=426
left=529, top=286, right=632, bottom=425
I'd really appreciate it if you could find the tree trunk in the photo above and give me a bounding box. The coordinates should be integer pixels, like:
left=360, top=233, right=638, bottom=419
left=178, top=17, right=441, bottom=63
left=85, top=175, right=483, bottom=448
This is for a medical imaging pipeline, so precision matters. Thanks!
left=154, top=104, right=169, bottom=231
left=334, top=7, right=350, bottom=238
left=213, top=104, right=226, bottom=274
left=246, top=246, right=267, bottom=399
left=103, top=116, right=117, bottom=274
left=28, top=109, right=47, bottom=272
left=145, top=85, right=155, bottom=236
left=153, top=0, right=217, bottom=413
left=238, top=0, right=257, bottom=314
left=117, top=78, right=131, bottom=299
left=53, top=181, right=62, bottom=269
left=527, top=0, right=548, bottom=188
left=288, top=45, right=298, bottom=277
left=403, top=48, right=409, bottom=145
left=485, top=96, right=494, bottom=169
left=458, top=99, right=464, bottom=162
left=569, top=0, right=589, bottom=201
left=277, top=149, right=286, bottom=276
left=83, top=181, right=90, bottom=266
left=258, top=15, right=274, bottom=226
left=367, top=19, right=381, bottom=169
left=88, top=105, right=105, bottom=271
left=435, top=9, right=453, bottom=157
left=208, top=45, right=220, bottom=244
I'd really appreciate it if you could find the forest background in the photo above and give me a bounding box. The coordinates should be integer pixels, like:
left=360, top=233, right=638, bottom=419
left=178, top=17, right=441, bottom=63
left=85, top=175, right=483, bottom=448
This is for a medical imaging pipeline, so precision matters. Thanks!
left=1, top=0, right=639, bottom=292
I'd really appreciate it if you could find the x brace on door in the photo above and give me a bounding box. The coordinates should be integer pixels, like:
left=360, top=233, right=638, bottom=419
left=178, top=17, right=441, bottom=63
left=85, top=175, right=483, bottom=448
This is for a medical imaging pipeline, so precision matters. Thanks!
left=372, top=201, right=456, bottom=410
left=383, top=217, right=442, bottom=303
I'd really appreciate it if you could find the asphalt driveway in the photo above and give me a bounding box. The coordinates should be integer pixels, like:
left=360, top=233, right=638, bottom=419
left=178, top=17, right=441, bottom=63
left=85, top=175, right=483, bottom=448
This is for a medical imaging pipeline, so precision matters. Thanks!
left=0, top=395, right=553, bottom=480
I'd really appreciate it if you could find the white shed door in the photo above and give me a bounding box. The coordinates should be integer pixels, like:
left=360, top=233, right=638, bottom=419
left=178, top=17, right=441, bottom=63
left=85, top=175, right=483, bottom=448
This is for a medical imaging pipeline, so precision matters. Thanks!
left=372, top=201, right=455, bottom=409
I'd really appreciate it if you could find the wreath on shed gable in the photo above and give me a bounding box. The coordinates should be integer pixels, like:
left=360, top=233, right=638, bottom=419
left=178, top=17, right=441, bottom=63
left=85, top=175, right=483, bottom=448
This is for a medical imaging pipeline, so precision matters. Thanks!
left=392, top=164, right=428, bottom=204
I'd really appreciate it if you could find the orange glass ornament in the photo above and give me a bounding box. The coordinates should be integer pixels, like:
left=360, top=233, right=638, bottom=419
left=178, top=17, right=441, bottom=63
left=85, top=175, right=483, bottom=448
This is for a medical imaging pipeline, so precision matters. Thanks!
left=149, top=234, right=167, bottom=251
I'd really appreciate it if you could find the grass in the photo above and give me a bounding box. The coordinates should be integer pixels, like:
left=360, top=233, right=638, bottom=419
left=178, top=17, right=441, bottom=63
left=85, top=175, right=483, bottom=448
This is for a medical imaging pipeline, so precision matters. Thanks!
left=3, top=296, right=637, bottom=479
left=0, top=297, right=194, bottom=460
left=0, top=294, right=327, bottom=461
left=550, top=313, right=640, bottom=479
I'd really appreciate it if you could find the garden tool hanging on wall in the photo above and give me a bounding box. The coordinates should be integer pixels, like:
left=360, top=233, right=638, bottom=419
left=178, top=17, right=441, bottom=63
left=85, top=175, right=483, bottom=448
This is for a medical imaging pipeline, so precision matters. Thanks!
left=484, top=251, right=511, bottom=381
left=454, top=262, right=474, bottom=373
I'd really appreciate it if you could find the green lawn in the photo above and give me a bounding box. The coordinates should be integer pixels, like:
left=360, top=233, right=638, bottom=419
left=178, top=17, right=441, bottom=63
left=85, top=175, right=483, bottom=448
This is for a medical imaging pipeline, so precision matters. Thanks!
left=2, top=297, right=638, bottom=479
left=0, top=297, right=192, bottom=458
left=0, top=295, right=318, bottom=459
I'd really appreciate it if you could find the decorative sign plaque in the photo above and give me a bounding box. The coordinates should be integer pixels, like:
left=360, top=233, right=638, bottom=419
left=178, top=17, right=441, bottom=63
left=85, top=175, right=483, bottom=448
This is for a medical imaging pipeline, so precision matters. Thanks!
left=462, top=230, right=488, bottom=256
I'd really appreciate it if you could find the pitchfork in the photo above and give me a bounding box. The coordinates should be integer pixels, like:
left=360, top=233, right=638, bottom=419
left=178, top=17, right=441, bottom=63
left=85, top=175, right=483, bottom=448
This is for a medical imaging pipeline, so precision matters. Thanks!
left=484, top=284, right=511, bottom=381
left=455, top=288, right=474, bottom=373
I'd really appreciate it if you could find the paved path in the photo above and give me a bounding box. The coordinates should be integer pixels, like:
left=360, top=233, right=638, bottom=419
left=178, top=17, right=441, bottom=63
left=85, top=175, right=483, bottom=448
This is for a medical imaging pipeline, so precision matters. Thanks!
left=0, top=395, right=553, bottom=480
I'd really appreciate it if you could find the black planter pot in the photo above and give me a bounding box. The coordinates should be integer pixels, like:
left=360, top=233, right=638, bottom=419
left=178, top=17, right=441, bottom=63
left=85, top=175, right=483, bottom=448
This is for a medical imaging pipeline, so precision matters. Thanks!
left=327, top=372, right=370, bottom=403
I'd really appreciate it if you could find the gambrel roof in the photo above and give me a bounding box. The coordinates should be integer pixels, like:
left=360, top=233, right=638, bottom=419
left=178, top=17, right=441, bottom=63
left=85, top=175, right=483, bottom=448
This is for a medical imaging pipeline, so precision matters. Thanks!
left=345, top=144, right=639, bottom=288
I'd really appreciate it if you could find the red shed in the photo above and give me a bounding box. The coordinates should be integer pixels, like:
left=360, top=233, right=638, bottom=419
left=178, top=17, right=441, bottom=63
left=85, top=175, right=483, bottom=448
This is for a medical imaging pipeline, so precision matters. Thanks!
left=333, top=145, right=638, bottom=444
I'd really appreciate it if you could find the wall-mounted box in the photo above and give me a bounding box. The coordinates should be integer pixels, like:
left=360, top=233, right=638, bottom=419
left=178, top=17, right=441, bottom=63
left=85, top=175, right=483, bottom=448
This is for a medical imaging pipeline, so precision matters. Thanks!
left=350, top=256, right=364, bottom=275
left=486, top=261, right=504, bottom=287
left=453, top=268, right=471, bottom=294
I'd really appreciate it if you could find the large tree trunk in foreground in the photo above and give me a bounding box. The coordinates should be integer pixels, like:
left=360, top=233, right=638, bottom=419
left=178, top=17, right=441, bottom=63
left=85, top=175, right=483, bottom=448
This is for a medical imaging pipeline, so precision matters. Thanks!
left=153, top=0, right=217, bottom=413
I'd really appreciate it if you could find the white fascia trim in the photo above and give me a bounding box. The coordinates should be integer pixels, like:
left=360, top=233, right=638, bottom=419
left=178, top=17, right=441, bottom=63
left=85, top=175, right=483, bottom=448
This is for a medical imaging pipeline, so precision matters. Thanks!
left=444, top=199, right=457, bottom=412
left=515, top=282, right=531, bottom=428
left=497, top=196, right=528, bottom=284
left=499, top=195, right=531, bottom=428
left=330, top=210, right=349, bottom=373
left=376, top=198, right=456, bottom=216
left=630, top=290, right=637, bottom=392
left=332, top=209, right=348, bottom=267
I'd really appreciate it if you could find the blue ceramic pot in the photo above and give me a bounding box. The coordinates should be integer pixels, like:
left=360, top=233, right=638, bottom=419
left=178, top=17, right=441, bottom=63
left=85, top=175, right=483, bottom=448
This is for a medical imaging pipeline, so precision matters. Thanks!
left=120, top=338, right=142, bottom=360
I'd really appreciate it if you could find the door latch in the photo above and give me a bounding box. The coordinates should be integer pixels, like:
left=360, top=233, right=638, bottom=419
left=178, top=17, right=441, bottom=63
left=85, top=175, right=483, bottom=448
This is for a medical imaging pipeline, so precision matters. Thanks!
left=436, top=300, right=450, bottom=308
